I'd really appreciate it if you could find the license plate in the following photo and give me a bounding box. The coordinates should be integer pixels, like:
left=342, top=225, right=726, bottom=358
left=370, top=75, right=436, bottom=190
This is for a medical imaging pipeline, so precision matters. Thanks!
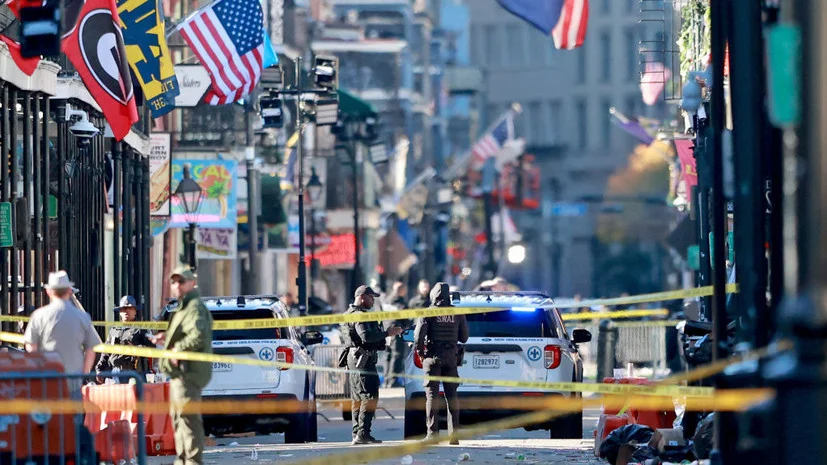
left=473, top=355, right=500, bottom=369
left=212, top=362, right=232, bottom=372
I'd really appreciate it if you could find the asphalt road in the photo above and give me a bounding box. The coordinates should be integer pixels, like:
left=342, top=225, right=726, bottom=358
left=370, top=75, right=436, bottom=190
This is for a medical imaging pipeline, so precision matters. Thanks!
left=148, top=389, right=603, bottom=465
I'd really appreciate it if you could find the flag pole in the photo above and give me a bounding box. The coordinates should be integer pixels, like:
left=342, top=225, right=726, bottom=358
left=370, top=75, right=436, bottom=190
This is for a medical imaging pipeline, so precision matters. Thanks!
left=165, top=0, right=222, bottom=38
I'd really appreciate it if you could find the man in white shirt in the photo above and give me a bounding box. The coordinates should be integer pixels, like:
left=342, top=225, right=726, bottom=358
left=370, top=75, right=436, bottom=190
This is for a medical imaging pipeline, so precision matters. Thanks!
left=24, top=271, right=102, bottom=391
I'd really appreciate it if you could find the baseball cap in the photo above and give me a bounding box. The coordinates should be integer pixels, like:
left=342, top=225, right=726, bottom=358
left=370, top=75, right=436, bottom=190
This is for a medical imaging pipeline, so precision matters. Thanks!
left=354, top=285, right=381, bottom=299
left=115, top=295, right=138, bottom=311
left=169, top=265, right=196, bottom=281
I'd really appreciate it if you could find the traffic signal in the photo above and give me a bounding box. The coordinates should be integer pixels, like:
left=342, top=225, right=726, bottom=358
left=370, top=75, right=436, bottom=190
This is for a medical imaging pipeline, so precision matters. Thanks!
left=18, top=1, right=61, bottom=57
left=260, top=93, right=284, bottom=128
left=359, top=112, right=379, bottom=141
left=312, top=55, right=338, bottom=89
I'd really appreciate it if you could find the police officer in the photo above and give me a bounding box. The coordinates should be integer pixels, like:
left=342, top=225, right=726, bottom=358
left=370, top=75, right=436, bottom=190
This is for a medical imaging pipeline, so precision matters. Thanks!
left=341, top=285, right=403, bottom=445
left=96, top=295, right=155, bottom=383
left=149, top=266, right=213, bottom=465
left=414, top=282, right=469, bottom=444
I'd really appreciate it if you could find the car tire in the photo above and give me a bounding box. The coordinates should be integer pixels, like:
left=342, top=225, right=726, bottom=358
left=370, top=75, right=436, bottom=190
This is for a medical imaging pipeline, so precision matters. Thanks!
left=307, top=405, right=318, bottom=442
left=404, top=400, right=427, bottom=439
left=549, top=409, right=583, bottom=439
left=285, top=411, right=308, bottom=443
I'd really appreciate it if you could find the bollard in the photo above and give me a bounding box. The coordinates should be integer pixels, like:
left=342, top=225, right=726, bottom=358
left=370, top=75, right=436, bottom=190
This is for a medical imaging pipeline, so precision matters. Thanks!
left=596, top=319, right=618, bottom=381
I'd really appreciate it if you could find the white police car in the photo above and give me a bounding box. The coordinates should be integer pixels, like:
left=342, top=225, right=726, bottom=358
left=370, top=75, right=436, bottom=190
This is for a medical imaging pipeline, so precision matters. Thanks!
left=164, top=295, right=323, bottom=442
left=401, top=291, right=591, bottom=439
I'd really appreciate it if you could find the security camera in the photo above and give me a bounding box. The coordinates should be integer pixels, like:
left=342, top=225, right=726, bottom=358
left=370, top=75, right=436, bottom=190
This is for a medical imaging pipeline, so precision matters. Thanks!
left=65, top=104, right=99, bottom=139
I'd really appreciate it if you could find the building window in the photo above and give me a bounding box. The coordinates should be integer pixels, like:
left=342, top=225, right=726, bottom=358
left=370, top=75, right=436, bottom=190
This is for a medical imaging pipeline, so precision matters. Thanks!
left=628, top=0, right=637, bottom=13
left=471, top=26, right=484, bottom=65
left=600, top=31, right=611, bottom=82
left=486, top=103, right=500, bottom=128
left=626, top=28, right=638, bottom=81
left=576, top=99, right=587, bottom=149
left=601, top=99, right=611, bottom=149
left=603, top=0, right=610, bottom=13
left=577, top=49, right=586, bottom=83
left=529, top=102, right=544, bottom=144
left=485, top=25, right=499, bottom=66
left=549, top=100, right=562, bottom=145
left=625, top=94, right=637, bottom=117
left=507, top=24, right=522, bottom=66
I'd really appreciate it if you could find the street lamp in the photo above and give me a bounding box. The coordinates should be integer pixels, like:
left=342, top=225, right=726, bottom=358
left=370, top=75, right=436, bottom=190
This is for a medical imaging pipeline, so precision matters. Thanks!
left=306, top=167, right=323, bottom=297
left=174, top=163, right=204, bottom=272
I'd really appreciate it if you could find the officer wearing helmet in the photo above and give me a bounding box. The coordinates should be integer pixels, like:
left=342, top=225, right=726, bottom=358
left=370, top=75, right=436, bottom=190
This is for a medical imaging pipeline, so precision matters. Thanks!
left=95, top=295, right=155, bottom=383
left=414, top=282, right=469, bottom=444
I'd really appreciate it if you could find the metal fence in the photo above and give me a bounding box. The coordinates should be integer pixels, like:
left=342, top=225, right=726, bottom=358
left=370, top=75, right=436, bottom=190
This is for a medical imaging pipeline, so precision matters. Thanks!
left=311, top=344, right=349, bottom=401
left=576, top=322, right=671, bottom=379
left=0, top=369, right=147, bottom=465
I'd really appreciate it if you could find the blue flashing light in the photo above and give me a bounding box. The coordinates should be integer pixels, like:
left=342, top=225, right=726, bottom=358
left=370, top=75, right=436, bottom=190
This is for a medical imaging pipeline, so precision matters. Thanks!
left=511, top=307, right=538, bottom=312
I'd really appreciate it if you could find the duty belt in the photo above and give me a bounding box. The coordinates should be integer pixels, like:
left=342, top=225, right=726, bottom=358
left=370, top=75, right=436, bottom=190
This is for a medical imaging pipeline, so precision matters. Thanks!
left=433, top=342, right=454, bottom=349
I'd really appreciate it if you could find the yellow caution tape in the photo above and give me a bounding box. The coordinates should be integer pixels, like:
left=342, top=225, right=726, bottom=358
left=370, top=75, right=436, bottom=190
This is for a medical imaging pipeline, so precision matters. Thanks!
left=0, top=389, right=774, bottom=416
left=569, top=320, right=683, bottom=328
left=555, top=283, right=740, bottom=309
left=561, top=309, right=669, bottom=320
left=0, top=331, right=25, bottom=345
left=0, top=283, right=739, bottom=331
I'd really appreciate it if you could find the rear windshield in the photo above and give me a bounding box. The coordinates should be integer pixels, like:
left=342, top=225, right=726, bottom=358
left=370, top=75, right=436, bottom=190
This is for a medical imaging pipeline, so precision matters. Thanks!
left=466, top=309, right=558, bottom=338
left=211, top=308, right=284, bottom=341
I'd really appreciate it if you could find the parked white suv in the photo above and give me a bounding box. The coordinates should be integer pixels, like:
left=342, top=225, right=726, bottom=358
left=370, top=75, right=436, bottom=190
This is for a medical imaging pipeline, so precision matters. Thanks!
left=159, top=295, right=323, bottom=442
left=401, top=291, right=591, bottom=439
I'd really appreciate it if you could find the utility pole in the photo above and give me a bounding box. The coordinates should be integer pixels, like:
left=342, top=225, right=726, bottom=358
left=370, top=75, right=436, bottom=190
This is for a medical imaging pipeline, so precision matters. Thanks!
left=351, top=138, right=362, bottom=293
left=709, top=0, right=729, bottom=451
left=481, top=158, right=497, bottom=280
left=767, top=0, right=827, bottom=464
left=246, top=97, right=259, bottom=295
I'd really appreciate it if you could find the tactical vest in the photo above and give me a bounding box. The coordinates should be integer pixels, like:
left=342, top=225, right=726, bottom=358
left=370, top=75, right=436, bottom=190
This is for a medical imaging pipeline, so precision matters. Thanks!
left=427, top=315, right=460, bottom=343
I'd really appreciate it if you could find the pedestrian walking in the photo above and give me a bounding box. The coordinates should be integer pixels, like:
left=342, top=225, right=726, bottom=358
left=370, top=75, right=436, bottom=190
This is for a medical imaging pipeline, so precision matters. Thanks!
left=383, top=280, right=411, bottom=388
left=341, top=285, right=403, bottom=445
left=23, top=271, right=102, bottom=392
left=95, top=295, right=156, bottom=383
left=408, top=279, right=431, bottom=309
left=149, top=266, right=213, bottom=465
left=414, top=282, right=469, bottom=444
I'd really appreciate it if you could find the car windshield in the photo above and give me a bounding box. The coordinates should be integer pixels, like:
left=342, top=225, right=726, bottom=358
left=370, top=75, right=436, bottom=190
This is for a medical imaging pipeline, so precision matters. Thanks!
left=466, top=309, right=557, bottom=338
left=210, top=308, right=284, bottom=341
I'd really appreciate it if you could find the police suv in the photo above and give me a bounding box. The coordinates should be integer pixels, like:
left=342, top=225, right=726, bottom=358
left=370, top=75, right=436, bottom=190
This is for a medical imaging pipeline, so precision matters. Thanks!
left=401, top=291, right=591, bottom=439
left=158, top=295, right=323, bottom=442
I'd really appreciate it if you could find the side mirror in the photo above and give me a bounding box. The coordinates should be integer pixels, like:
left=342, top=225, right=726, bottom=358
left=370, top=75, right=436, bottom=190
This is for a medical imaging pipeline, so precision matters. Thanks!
left=572, top=328, right=592, bottom=344
left=303, top=330, right=324, bottom=346
left=401, top=328, right=415, bottom=343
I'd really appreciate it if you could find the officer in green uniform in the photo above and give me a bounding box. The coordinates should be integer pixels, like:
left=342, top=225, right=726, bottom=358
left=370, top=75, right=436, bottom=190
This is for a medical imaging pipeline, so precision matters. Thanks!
left=150, top=266, right=213, bottom=465
left=341, top=285, right=403, bottom=445
left=414, top=282, right=469, bottom=444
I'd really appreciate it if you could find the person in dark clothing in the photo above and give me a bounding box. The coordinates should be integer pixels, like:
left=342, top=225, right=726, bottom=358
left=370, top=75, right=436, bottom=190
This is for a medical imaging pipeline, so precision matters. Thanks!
left=341, top=285, right=403, bottom=445
left=408, top=279, right=431, bottom=309
left=414, top=282, right=469, bottom=444
left=382, top=281, right=411, bottom=388
left=95, top=295, right=156, bottom=383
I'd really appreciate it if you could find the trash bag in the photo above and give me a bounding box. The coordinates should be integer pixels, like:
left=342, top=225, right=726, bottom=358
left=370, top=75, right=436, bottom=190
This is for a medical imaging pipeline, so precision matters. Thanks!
left=693, top=412, right=715, bottom=460
left=598, top=424, right=655, bottom=465
left=631, top=444, right=659, bottom=462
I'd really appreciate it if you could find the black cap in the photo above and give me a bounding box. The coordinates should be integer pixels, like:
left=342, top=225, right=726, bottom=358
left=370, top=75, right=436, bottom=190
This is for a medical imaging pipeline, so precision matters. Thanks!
left=354, top=285, right=381, bottom=299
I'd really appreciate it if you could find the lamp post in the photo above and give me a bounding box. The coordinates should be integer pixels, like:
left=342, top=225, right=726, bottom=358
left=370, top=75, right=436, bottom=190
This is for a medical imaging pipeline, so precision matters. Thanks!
left=174, top=163, right=204, bottom=272
left=306, top=167, right=323, bottom=298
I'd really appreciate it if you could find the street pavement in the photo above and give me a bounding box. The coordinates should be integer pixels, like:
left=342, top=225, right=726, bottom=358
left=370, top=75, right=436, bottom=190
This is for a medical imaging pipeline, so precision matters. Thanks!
left=148, top=389, right=603, bottom=465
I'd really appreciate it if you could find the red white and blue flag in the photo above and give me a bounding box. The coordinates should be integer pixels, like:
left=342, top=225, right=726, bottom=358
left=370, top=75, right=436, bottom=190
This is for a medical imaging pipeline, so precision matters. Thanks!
left=471, top=113, right=513, bottom=169
left=178, top=0, right=264, bottom=105
left=497, top=0, right=588, bottom=50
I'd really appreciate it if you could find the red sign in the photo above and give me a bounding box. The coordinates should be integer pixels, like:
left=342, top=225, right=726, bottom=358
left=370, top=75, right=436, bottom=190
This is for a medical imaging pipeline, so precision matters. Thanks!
left=674, top=140, right=698, bottom=188
left=305, top=233, right=360, bottom=268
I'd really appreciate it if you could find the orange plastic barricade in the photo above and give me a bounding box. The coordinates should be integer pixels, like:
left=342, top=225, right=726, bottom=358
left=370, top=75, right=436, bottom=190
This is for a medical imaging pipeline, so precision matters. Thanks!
left=0, top=352, right=93, bottom=464
left=83, top=382, right=174, bottom=457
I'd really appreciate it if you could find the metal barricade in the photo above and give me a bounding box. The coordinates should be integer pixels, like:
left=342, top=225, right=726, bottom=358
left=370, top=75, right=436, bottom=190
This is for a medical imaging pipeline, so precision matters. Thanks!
left=311, top=344, right=350, bottom=401
left=576, top=322, right=670, bottom=379
left=0, top=368, right=147, bottom=465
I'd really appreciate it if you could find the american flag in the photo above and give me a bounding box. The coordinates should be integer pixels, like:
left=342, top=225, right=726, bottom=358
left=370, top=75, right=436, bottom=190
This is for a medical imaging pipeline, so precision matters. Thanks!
left=552, top=0, right=589, bottom=50
left=179, top=0, right=264, bottom=105
left=471, top=114, right=512, bottom=168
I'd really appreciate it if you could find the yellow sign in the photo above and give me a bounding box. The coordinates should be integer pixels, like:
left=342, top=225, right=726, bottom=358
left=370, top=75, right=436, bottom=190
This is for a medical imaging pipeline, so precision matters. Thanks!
left=118, top=0, right=179, bottom=117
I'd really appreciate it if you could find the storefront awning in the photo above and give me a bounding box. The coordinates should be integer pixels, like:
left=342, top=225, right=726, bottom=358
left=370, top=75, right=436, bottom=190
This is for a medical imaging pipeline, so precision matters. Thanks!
left=338, top=89, right=376, bottom=118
